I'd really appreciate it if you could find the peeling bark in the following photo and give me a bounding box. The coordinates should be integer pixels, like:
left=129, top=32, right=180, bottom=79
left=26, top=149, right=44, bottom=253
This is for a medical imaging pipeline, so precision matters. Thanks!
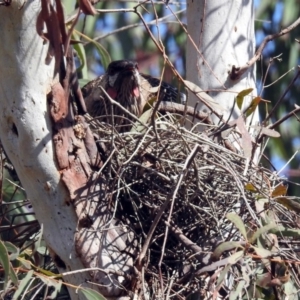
left=0, top=1, right=136, bottom=299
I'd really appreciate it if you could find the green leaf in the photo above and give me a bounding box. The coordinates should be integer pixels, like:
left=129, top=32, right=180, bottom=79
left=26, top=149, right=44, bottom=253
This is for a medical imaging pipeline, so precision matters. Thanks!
left=245, top=182, right=257, bottom=192
left=48, top=280, right=62, bottom=299
left=226, top=213, right=247, bottom=240
left=283, top=2, right=300, bottom=27
left=251, top=246, right=272, bottom=258
left=229, top=280, right=246, bottom=300
left=18, top=257, right=32, bottom=269
left=249, top=223, right=276, bottom=244
left=36, top=273, right=61, bottom=287
left=236, top=88, right=253, bottom=109
left=79, top=287, right=107, bottom=300
left=197, top=251, right=243, bottom=275
left=79, top=79, right=91, bottom=88
left=131, top=109, right=152, bottom=133
left=72, top=32, right=88, bottom=78
left=212, top=241, right=244, bottom=260
left=9, top=264, right=19, bottom=286
left=216, top=265, right=231, bottom=288
left=270, top=226, right=300, bottom=238
left=284, top=281, right=299, bottom=300
left=34, top=224, right=43, bottom=254
left=35, top=265, right=59, bottom=277
left=0, top=239, right=11, bottom=286
left=12, top=270, right=34, bottom=300
left=74, top=29, right=111, bottom=70
left=227, top=250, right=244, bottom=264
left=3, top=241, right=19, bottom=261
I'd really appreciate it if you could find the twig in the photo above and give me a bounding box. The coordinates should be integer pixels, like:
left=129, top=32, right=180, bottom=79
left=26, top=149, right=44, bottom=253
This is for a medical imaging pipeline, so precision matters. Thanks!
left=134, top=8, right=225, bottom=120
left=158, top=101, right=212, bottom=124
left=257, top=105, right=300, bottom=144
left=230, top=16, right=300, bottom=80
left=268, top=106, right=300, bottom=130
left=158, top=144, right=199, bottom=266
left=88, top=9, right=185, bottom=43
left=166, top=221, right=203, bottom=258
left=264, top=66, right=294, bottom=88
left=263, top=67, right=300, bottom=125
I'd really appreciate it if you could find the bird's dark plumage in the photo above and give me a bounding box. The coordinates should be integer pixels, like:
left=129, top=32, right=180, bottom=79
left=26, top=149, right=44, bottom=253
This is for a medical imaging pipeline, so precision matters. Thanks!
left=82, top=60, right=185, bottom=132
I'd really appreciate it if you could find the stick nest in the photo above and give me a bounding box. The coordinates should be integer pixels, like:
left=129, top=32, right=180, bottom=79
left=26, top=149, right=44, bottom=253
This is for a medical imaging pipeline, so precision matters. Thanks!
left=89, top=114, right=300, bottom=299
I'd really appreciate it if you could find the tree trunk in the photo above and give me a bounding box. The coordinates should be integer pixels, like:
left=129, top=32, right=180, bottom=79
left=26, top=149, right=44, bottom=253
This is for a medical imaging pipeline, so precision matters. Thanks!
left=186, top=0, right=259, bottom=124
left=0, top=1, right=88, bottom=298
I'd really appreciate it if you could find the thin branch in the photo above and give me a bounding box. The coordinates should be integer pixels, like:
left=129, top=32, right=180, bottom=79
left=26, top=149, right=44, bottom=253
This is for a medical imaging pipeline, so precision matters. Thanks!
left=263, top=66, right=300, bottom=125
left=157, top=101, right=213, bottom=124
left=264, top=66, right=294, bottom=88
left=268, top=105, right=300, bottom=131
left=259, top=53, right=282, bottom=96
left=230, top=16, right=300, bottom=80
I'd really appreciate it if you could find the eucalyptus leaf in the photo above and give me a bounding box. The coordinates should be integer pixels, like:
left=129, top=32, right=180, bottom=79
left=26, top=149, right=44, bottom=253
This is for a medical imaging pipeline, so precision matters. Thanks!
left=249, top=223, right=276, bottom=244
left=12, top=270, right=34, bottom=300
left=226, top=213, right=247, bottom=240
left=79, top=287, right=107, bottom=300
left=212, top=241, right=244, bottom=260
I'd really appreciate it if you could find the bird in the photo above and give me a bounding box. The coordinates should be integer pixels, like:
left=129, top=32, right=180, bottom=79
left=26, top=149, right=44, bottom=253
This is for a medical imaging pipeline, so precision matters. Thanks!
left=82, top=60, right=186, bottom=132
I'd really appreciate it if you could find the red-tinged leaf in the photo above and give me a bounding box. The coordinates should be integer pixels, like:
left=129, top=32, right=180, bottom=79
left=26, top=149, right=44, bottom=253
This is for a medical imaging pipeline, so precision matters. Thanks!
left=274, top=197, right=300, bottom=213
left=251, top=125, right=280, bottom=138
left=245, top=96, right=261, bottom=117
left=272, top=184, right=288, bottom=197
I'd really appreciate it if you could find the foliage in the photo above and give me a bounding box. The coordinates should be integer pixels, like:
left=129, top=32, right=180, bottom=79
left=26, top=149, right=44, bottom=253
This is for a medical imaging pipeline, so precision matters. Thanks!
left=255, top=1, right=300, bottom=192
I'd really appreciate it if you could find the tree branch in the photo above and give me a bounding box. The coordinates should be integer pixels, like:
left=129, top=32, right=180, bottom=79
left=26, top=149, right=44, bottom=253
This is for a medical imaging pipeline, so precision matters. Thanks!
left=230, top=16, right=300, bottom=80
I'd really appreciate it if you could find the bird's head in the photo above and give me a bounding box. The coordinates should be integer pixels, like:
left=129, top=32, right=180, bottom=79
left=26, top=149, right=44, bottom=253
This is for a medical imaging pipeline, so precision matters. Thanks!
left=106, top=60, right=141, bottom=100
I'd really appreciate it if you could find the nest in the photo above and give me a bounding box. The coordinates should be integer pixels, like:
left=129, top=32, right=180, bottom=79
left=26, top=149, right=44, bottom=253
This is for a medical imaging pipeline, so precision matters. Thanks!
left=88, top=113, right=300, bottom=299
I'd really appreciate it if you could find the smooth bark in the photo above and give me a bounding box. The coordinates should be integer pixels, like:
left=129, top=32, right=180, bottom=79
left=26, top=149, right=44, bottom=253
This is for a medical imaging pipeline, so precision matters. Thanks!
left=0, top=1, right=88, bottom=298
left=186, top=0, right=259, bottom=125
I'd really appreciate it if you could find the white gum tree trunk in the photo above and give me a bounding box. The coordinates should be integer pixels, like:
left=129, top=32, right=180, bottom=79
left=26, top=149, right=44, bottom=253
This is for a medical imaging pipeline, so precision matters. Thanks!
left=0, top=1, right=87, bottom=298
left=186, top=0, right=259, bottom=125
